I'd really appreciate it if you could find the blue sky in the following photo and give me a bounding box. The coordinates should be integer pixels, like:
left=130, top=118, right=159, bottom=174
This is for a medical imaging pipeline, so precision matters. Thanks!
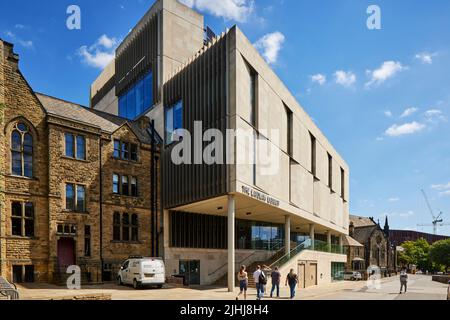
left=1, top=0, right=449, bottom=235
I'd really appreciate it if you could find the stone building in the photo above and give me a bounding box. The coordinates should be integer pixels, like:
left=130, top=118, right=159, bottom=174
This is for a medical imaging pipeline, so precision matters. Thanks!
left=0, top=39, right=160, bottom=284
left=349, top=215, right=397, bottom=275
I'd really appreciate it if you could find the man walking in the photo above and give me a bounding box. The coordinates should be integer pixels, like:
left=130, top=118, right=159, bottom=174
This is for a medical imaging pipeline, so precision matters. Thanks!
left=253, top=265, right=266, bottom=300
left=399, top=267, right=408, bottom=294
left=270, top=267, right=281, bottom=298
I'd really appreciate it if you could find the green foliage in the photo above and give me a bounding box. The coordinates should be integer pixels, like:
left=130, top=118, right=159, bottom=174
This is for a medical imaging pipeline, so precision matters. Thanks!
left=399, top=238, right=433, bottom=271
left=429, top=239, right=450, bottom=272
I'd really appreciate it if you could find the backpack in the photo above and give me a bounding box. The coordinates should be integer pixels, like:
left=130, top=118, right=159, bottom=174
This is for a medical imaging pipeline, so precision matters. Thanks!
left=259, top=272, right=267, bottom=285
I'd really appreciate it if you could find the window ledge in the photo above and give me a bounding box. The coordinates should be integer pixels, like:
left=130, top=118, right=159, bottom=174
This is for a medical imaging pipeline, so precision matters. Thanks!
left=5, top=174, right=38, bottom=181
left=110, top=240, right=141, bottom=244
left=62, top=210, right=89, bottom=215
left=61, top=156, right=89, bottom=163
left=111, top=194, right=141, bottom=199
left=112, top=157, right=140, bottom=164
left=7, top=236, right=38, bottom=240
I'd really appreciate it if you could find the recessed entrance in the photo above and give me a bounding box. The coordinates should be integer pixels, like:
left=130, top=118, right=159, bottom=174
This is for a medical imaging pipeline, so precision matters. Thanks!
left=179, top=260, right=201, bottom=286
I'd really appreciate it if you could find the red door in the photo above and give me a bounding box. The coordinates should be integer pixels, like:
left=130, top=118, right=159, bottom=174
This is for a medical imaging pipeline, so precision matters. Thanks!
left=57, top=238, right=76, bottom=269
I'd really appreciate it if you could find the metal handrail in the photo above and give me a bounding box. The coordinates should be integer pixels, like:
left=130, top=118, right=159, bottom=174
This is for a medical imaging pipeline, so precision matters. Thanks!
left=269, top=241, right=308, bottom=269
left=0, top=276, right=19, bottom=300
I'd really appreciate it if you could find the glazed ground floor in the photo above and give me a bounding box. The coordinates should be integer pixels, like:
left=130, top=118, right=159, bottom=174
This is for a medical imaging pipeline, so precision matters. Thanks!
left=163, top=192, right=349, bottom=289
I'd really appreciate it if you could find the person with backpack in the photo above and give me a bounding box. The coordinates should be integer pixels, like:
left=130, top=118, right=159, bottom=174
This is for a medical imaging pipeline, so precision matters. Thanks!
left=253, top=265, right=266, bottom=300
left=236, top=265, right=248, bottom=301
left=285, top=268, right=299, bottom=299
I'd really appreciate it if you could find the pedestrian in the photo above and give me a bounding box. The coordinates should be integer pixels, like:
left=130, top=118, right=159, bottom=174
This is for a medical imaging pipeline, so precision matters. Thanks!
left=285, top=268, right=299, bottom=299
left=270, top=266, right=281, bottom=298
left=253, top=265, right=266, bottom=300
left=236, top=265, right=248, bottom=300
left=399, top=267, right=408, bottom=294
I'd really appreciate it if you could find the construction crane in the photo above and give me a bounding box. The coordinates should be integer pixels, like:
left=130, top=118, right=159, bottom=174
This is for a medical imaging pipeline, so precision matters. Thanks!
left=417, top=189, right=450, bottom=235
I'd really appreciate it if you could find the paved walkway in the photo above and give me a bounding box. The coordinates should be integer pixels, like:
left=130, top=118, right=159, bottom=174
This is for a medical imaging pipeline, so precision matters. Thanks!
left=15, top=275, right=447, bottom=300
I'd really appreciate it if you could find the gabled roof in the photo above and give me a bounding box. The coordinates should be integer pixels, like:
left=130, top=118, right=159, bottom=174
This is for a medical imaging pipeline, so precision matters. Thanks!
left=352, top=226, right=378, bottom=244
left=36, top=93, right=159, bottom=145
left=343, top=235, right=364, bottom=247
left=350, top=215, right=377, bottom=228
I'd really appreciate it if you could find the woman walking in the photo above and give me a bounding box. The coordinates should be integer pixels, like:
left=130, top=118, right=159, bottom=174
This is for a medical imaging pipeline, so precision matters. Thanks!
left=236, top=265, right=248, bottom=300
left=285, top=269, right=299, bottom=299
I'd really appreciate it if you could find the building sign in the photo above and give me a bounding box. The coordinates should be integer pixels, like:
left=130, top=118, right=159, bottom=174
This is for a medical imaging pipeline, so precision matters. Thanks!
left=241, top=186, right=280, bottom=207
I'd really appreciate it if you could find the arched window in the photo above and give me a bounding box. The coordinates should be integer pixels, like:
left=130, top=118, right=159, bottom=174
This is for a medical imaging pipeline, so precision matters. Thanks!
left=11, top=122, right=33, bottom=177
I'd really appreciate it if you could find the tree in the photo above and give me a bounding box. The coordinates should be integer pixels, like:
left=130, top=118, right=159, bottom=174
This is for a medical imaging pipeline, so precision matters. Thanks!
left=429, top=239, right=450, bottom=273
left=399, top=238, right=432, bottom=271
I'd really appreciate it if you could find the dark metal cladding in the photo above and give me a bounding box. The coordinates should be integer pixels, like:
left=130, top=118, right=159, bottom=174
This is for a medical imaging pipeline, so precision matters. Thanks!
left=115, top=13, right=159, bottom=104
left=162, top=36, right=228, bottom=209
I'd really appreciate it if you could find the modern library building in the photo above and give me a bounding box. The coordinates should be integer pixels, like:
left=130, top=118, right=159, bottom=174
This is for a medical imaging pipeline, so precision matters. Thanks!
left=91, top=0, right=350, bottom=290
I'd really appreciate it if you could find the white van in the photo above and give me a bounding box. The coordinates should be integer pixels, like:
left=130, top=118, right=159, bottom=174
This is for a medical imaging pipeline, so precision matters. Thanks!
left=117, top=257, right=165, bottom=289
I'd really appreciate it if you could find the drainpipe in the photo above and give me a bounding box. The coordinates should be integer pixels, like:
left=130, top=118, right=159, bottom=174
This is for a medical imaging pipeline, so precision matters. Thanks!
left=150, top=120, right=156, bottom=257
left=99, top=137, right=104, bottom=281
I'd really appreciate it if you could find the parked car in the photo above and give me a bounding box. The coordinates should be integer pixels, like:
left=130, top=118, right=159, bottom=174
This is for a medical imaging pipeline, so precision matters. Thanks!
left=343, top=271, right=363, bottom=281
left=118, top=257, right=165, bottom=289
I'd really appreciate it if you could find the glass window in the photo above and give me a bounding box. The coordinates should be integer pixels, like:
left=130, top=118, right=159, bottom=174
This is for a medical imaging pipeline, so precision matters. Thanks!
left=11, top=202, right=22, bottom=236
left=76, top=185, right=86, bottom=212
left=66, top=184, right=75, bottom=211
left=113, top=140, right=120, bottom=158
left=165, top=100, right=183, bottom=145
left=122, top=213, right=130, bottom=241
left=143, top=72, right=153, bottom=111
left=130, top=144, right=138, bottom=162
left=121, top=142, right=129, bottom=160
left=131, top=177, right=138, bottom=197
left=119, top=95, right=127, bottom=118
left=11, top=202, right=34, bottom=237
left=113, top=174, right=119, bottom=194
left=122, top=176, right=129, bottom=196
left=11, top=123, right=33, bottom=177
left=135, top=80, right=144, bottom=116
left=76, top=136, right=86, bottom=160
left=65, top=133, right=74, bottom=158
left=131, top=214, right=138, bottom=241
left=113, top=212, right=121, bottom=241
left=126, top=86, right=136, bottom=120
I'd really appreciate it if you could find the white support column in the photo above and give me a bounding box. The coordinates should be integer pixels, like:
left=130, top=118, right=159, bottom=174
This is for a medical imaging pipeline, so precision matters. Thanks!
left=227, top=195, right=236, bottom=293
left=339, top=234, right=344, bottom=253
left=309, top=224, right=315, bottom=251
left=285, top=215, right=291, bottom=257
left=326, top=231, right=332, bottom=253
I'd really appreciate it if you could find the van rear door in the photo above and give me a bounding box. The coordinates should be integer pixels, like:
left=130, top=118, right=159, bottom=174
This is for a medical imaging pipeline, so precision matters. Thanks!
left=142, top=259, right=164, bottom=278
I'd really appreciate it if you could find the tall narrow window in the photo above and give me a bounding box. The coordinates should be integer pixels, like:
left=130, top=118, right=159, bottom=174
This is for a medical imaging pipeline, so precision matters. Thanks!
left=113, top=174, right=119, bottom=194
left=11, top=202, right=34, bottom=237
left=121, top=142, right=129, bottom=160
left=131, top=177, right=138, bottom=197
left=328, top=152, right=333, bottom=189
left=76, top=136, right=86, bottom=160
left=285, top=105, right=293, bottom=156
left=131, top=214, right=138, bottom=241
left=113, top=213, right=121, bottom=241
left=341, top=167, right=345, bottom=199
left=65, top=133, right=75, bottom=158
left=165, top=100, right=183, bottom=145
left=122, top=213, right=130, bottom=241
left=130, top=144, right=138, bottom=162
left=11, top=123, right=33, bottom=178
left=246, top=62, right=257, bottom=127
left=113, top=140, right=120, bottom=158
left=122, top=176, right=129, bottom=196
left=310, top=133, right=316, bottom=177
left=84, top=225, right=91, bottom=257
left=66, top=184, right=75, bottom=211
left=77, top=185, right=86, bottom=212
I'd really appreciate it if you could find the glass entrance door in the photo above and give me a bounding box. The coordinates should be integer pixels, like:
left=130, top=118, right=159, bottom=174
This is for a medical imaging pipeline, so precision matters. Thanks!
left=179, top=260, right=201, bottom=286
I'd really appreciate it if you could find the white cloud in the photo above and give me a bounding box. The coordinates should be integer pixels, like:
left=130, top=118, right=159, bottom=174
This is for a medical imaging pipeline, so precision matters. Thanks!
left=78, top=34, right=119, bottom=69
left=179, top=0, right=254, bottom=23
left=431, top=182, right=450, bottom=191
left=400, top=107, right=419, bottom=118
left=424, top=109, right=447, bottom=123
left=385, top=121, right=426, bottom=137
left=3, top=30, right=33, bottom=49
left=366, top=61, right=406, bottom=87
left=439, top=190, right=450, bottom=197
left=388, top=197, right=399, bottom=202
left=311, top=73, right=326, bottom=85
left=334, top=70, right=356, bottom=87
left=384, top=110, right=393, bottom=117
left=415, top=52, right=438, bottom=64
left=254, top=31, right=285, bottom=65
left=399, top=211, right=414, bottom=218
